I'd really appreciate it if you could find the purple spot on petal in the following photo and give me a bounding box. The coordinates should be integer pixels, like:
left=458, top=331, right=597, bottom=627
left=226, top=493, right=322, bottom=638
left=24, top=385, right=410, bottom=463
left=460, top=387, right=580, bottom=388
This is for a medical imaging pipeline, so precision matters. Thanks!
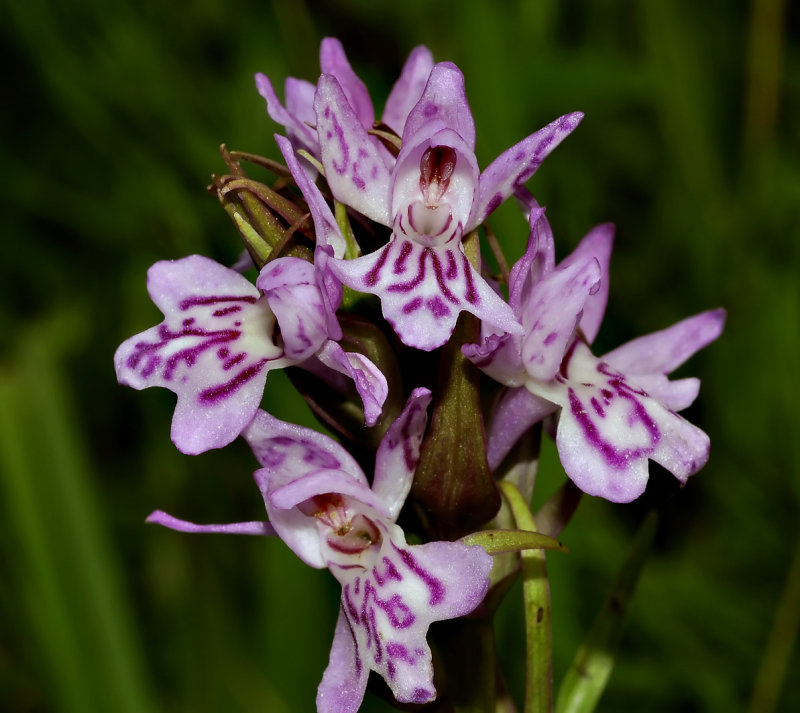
left=486, top=193, right=503, bottom=215
left=445, top=250, right=458, bottom=280
left=412, top=688, right=434, bottom=703
left=543, top=331, right=558, bottom=346
left=427, top=296, right=450, bottom=318
left=423, top=103, right=438, bottom=118
left=179, top=295, right=257, bottom=311
left=198, top=358, right=268, bottom=404
left=223, top=353, right=246, bottom=370
left=212, top=305, right=242, bottom=317
left=366, top=246, right=391, bottom=287
left=590, top=396, right=605, bottom=417
left=394, top=242, right=412, bottom=274
left=460, top=251, right=479, bottom=305
left=394, top=545, right=445, bottom=605
left=402, top=297, right=423, bottom=314
left=566, top=362, right=661, bottom=470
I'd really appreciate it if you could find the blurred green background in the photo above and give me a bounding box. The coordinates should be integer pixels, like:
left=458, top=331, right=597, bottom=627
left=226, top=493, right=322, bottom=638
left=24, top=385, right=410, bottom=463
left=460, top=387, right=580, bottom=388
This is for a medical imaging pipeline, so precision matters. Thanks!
left=1, top=0, right=798, bottom=711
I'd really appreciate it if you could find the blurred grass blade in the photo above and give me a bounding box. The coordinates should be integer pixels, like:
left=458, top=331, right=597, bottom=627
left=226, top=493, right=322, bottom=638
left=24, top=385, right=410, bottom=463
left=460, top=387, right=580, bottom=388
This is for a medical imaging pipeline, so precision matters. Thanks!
left=555, top=510, right=658, bottom=713
left=0, top=310, right=155, bottom=713
left=747, top=534, right=800, bottom=713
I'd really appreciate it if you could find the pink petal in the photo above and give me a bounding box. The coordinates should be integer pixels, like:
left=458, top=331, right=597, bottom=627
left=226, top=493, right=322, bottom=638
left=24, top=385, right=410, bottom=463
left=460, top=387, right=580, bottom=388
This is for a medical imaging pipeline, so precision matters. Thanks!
left=382, top=45, right=434, bottom=135
left=604, top=309, right=726, bottom=376
left=319, top=37, right=375, bottom=129
left=486, top=386, right=558, bottom=470
left=269, top=469, right=388, bottom=516
left=520, top=255, right=601, bottom=382
left=372, top=388, right=432, bottom=520
left=314, top=75, right=392, bottom=225
left=314, top=341, right=388, bottom=427
left=560, top=223, right=615, bottom=344
left=317, top=607, right=369, bottom=713
left=335, top=522, right=491, bottom=705
left=146, top=510, right=276, bottom=536
left=255, top=73, right=318, bottom=155
left=257, top=257, right=330, bottom=361
left=402, top=62, right=476, bottom=149
left=276, top=135, right=346, bottom=258
left=330, top=237, right=521, bottom=351
left=469, top=112, right=584, bottom=230
left=114, top=256, right=286, bottom=454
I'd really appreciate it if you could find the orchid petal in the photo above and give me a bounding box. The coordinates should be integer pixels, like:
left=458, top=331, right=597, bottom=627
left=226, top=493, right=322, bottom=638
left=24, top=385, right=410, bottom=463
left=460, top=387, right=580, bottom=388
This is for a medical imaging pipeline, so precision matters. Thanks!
left=486, top=386, right=558, bottom=470
left=561, top=223, right=615, bottom=344
left=314, top=247, right=345, bottom=338
left=604, top=309, right=726, bottom=376
left=276, top=134, right=346, bottom=258
left=630, top=374, right=701, bottom=412
left=402, top=62, right=476, bottom=149
left=330, top=237, right=521, bottom=351
left=255, top=73, right=318, bottom=155
left=469, top=112, right=584, bottom=230
left=336, top=524, right=491, bottom=705
left=244, top=409, right=365, bottom=487
left=317, top=608, right=369, bottom=713
left=246, top=409, right=371, bottom=568
left=146, top=510, right=276, bottom=536
left=314, top=75, right=392, bottom=225
left=462, top=331, right=526, bottom=387
left=382, top=46, right=434, bottom=135
left=372, top=387, right=432, bottom=520
left=533, top=342, right=711, bottom=502
left=520, top=254, right=601, bottom=382
left=314, top=341, right=388, bottom=426
left=284, top=77, right=317, bottom=127
left=257, top=257, right=329, bottom=361
left=114, top=256, right=286, bottom=454
left=320, top=37, right=375, bottom=129
left=507, top=205, right=555, bottom=314
left=269, top=469, right=389, bottom=516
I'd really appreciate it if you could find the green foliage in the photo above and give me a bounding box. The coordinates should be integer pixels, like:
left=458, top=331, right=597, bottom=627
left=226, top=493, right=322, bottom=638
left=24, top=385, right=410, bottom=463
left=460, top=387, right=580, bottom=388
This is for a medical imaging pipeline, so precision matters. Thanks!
left=1, top=0, right=798, bottom=711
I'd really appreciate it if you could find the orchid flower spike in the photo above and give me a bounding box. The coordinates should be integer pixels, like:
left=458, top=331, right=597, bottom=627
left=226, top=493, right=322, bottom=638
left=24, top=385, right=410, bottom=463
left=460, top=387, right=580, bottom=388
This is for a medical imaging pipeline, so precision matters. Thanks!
left=114, top=255, right=387, bottom=454
left=147, top=388, right=493, bottom=713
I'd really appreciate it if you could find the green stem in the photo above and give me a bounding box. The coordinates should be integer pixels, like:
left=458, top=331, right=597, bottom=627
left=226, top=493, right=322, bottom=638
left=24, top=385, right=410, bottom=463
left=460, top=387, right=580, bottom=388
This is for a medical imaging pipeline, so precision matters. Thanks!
left=500, top=481, right=552, bottom=713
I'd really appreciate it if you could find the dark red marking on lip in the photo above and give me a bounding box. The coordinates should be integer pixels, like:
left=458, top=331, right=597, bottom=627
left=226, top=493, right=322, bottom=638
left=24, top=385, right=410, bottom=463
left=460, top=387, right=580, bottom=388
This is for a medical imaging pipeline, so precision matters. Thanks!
left=199, top=358, right=269, bottom=404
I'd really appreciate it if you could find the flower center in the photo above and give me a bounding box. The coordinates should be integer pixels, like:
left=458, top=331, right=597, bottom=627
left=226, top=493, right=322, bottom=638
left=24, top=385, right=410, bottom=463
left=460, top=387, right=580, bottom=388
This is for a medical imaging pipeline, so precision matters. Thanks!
left=306, top=494, right=382, bottom=556
left=419, top=145, right=457, bottom=206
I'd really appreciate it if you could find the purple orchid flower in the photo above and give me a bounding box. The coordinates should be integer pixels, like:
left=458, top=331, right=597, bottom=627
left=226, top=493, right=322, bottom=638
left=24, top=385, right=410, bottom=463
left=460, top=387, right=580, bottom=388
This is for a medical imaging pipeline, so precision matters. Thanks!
left=316, top=60, right=583, bottom=350
left=115, top=255, right=387, bottom=454
left=464, top=206, right=725, bottom=502
left=256, top=38, right=434, bottom=165
left=147, top=388, right=493, bottom=713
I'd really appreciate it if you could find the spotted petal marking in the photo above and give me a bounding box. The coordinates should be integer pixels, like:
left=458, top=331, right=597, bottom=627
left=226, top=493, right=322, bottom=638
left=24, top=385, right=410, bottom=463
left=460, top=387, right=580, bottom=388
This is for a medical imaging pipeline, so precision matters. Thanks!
left=326, top=525, right=492, bottom=710
left=532, top=341, right=711, bottom=502
left=331, top=236, right=521, bottom=351
left=114, top=255, right=288, bottom=454
left=314, top=74, right=393, bottom=226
